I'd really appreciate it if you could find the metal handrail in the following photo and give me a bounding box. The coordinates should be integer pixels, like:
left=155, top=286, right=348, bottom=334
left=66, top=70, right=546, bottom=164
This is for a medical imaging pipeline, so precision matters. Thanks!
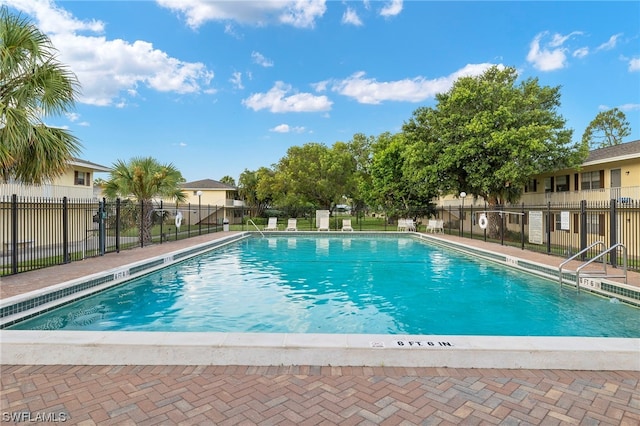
left=576, top=243, right=628, bottom=290
left=558, top=241, right=605, bottom=288
left=247, top=219, right=264, bottom=237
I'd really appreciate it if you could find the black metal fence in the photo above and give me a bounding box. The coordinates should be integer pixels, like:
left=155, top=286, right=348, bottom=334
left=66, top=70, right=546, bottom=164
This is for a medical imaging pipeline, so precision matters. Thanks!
left=436, top=199, right=640, bottom=271
left=0, top=195, right=225, bottom=276
left=2, top=194, right=639, bottom=276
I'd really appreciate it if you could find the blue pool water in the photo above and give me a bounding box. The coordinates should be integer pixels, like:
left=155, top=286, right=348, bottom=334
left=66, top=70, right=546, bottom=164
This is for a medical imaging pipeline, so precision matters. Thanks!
left=8, top=235, right=639, bottom=336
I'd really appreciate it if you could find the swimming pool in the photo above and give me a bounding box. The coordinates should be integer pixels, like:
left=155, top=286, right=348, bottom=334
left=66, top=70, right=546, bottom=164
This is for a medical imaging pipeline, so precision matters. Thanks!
left=8, top=235, right=639, bottom=337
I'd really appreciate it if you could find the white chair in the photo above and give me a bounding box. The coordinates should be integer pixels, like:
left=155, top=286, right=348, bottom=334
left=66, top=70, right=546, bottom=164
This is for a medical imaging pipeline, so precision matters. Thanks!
left=426, top=219, right=443, bottom=233
left=317, top=216, right=330, bottom=231
left=405, top=219, right=416, bottom=232
left=264, top=217, right=278, bottom=231
left=341, top=219, right=354, bottom=231
left=397, top=219, right=407, bottom=231
left=286, top=218, right=298, bottom=231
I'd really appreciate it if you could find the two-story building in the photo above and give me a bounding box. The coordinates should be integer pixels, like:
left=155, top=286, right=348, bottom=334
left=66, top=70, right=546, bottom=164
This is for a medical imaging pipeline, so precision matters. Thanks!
left=168, top=179, right=245, bottom=226
left=432, top=140, right=639, bottom=264
left=1, top=158, right=111, bottom=259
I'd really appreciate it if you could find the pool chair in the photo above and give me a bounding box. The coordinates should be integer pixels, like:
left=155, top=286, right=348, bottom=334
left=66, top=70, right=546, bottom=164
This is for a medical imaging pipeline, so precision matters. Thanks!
left=426, top=219, right=444, bottom=233
left=405, top=219, right=416, bottom=232
left=397, top=219, right=407, bottom=231
left=341, top=219, right=354, bottom=231
left=286, top=218, right=298, bottom=231
left=264, top=217, right=278, bottom=231
left=317, top=216, right=330, bottom=231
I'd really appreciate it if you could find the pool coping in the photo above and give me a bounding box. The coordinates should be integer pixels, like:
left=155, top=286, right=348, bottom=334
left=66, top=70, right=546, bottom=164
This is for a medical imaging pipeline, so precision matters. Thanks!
left=1, top=231, right=639, bottom=370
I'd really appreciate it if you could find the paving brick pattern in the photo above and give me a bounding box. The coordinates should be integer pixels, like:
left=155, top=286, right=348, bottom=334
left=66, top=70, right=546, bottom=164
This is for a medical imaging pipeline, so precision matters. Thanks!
left=2, top=365, right=639, bottom=425
left=2, top=232, right=639, bottom=425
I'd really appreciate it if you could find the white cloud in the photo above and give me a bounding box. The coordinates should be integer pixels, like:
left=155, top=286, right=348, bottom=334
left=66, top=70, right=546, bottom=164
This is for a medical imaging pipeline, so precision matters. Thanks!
left=618, top=103, right=640, bottom=111
left=156, top=0, right=327, bottom=29
left=252, top=51, right=274, bottom=67
left=629, top=58, right=640, bottom=72
left=324, top=64, right=496, bottom=105
left=242, top=81, right=333, bottom=113
left=230, top=72, right=244, bottom=90
left=526, top=32, right=580, bottom=71
left=270, top=124, right=305, bottom=133
left=342, top=7, right=363, bottom=26
left=596, top=33, right=622, bottom=51
left=380, top=0, right=403, bottom=17
left=573, top=47, right=589, bottom=58
left=5, top=0, right=215, bottom=107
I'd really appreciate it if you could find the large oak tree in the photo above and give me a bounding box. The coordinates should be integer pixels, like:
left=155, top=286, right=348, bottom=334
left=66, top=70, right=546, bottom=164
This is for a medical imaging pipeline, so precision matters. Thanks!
left=403, top=66, right=588, bottom=236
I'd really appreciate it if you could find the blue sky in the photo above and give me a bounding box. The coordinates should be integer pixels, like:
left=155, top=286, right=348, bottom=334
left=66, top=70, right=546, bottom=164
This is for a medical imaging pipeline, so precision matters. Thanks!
left=4, top=0, right=640, bottom=183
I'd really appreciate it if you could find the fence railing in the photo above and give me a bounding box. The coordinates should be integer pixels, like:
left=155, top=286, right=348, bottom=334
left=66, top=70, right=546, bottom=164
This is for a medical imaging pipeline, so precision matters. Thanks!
left=0, top=196, right=228, bottom=276
left=433, top=199, right=639, bottom=271
left=2, top=195, right=639, bottom=276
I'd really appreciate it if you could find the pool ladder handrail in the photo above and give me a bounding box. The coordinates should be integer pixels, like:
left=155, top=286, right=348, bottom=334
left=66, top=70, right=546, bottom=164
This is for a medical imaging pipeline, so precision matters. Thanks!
left=559, top=241, right=628, bottom=291
left=247, top=219, right=265, bottom=237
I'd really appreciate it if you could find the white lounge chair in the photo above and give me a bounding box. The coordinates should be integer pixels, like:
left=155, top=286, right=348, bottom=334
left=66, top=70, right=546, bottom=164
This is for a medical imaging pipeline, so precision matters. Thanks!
left=405, top=219, right=416, bottom=232
left=427, top=219, right=444, bottom=233
left=397, top=219, right=407, bottom=231
left=317, top=216, right=330, bottom=231
left=341, top=219, right=354, bottom=231
left=286, top=218, right=298, bottom=231
left=264, top=217, right=278, bottom=231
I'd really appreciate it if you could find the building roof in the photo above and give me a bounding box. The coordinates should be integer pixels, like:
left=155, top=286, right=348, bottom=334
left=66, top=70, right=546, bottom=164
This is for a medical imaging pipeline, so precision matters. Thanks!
left=584, top=139, right=640, bottom=165
left=69, top=157, right=111, bottom=172
left=181, top=179, right=237, bottom=190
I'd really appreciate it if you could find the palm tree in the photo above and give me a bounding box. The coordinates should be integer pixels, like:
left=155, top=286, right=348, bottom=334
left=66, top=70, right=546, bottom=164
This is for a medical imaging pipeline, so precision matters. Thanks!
left=0, top=6, right=81, bottom=184
left=103, top=157, right=186, bottom=245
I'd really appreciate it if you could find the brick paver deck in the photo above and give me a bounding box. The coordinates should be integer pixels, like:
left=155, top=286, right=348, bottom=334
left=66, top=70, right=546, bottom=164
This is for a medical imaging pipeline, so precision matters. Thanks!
left=2, top=232, right=639, bottom=424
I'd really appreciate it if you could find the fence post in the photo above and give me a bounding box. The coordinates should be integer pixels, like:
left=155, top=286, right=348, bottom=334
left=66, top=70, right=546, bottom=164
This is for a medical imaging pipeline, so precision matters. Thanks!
left=140, top=199, right=144, bottom=248
left=610, top=199, right=617, bottom=268
left=99, top=199, right=106, bottom=255
left=546, top=202, right=551, bottom=254
left=500, top=204, right=504, bottom=246
left=470, top=204, right=473, bottom=240
left=62, top=197, right=69, bottom=263
left=115, top=199, right=121, bottom=253
left=159, top=200, right=164, bottom=244
left=580, top=200, right=587, bottom=260
left=521, top=203, right=525, bottom=250
left=10, top=194, right=18, bottom=275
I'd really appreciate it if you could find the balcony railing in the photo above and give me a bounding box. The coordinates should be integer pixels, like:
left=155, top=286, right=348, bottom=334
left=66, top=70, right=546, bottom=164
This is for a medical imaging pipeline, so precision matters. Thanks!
left=0, top=183, right=99, bottom=199
left=436, top=186, right=640, bottom=207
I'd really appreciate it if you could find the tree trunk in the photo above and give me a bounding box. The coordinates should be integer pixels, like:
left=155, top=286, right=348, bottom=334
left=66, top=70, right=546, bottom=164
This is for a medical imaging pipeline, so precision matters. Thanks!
left=140, top=200, right=154, bottom=245
left=486, top=197, right=502, bottom=239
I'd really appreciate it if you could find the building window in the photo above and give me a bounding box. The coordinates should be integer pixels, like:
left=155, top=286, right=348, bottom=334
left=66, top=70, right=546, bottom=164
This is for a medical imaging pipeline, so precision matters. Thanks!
left=74, top=171, right=90, bottom=186
left=524, top=179, right=537, bottom=193
left=581, top=171, right=602, bottom=190
left=544, top=177, right=554, bottom=193
left=555, top=175, right=569, bottom=192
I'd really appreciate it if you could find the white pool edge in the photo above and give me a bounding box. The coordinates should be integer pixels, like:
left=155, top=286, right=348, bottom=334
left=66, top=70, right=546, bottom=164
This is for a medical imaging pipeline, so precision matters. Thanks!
left=1, top=331, right=638, bottom=370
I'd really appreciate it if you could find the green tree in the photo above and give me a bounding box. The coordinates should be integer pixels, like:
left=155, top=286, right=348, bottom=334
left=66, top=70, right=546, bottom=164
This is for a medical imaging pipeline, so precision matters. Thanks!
left=103, top=157, right=186, bottom=245
left=582, top=108, right=631, bottom=149
left=238, top=167, right=275, bottom=216
left=219, top=175, right=236, bottom=186
left=0, top=6, right=81, bottom=184
left=345, top=133, right=375, bottom=216
left=367, top=132, right=437, bottom=220
left=274, top=142, right=356, bottom=211
left=404, top=66, right=586, bottom=236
